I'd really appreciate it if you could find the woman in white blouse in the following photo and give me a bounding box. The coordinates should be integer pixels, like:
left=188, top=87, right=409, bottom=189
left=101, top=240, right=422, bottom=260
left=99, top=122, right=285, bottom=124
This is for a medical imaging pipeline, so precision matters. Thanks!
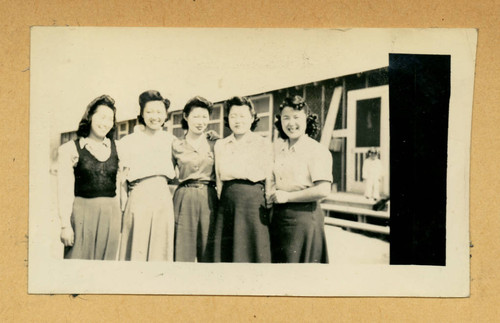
left=118, top=90, right=176, bottom=261
left=57, top=95, right=121, bottom=260
left=213, top=96, right=273, bottom=263
left=270, top=95, right=332, bottom=263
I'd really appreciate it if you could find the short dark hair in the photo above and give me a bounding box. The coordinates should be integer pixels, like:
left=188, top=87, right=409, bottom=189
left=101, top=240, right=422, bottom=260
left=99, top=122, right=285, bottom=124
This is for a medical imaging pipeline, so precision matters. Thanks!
left=366, top=148, right=380, bottom=158
left=181, top=96, right=213, bottom=130
left=137, top=90, right=171, bottom=126
left=76, top=94, right=117, bottom=139
left=223, top=96, right=260, bottom=131
left=274, top=95, right=320, bottom=140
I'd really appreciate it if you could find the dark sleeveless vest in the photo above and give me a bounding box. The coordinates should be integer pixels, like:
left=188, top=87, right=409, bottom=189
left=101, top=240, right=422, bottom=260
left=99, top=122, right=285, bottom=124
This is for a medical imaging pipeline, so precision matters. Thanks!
left=74, top=139, right=119, bottom=198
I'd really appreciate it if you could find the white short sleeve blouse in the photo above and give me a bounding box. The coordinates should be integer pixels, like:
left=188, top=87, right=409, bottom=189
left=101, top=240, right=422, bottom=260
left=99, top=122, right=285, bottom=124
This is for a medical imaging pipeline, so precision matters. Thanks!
left=273, top=135, right=333, bottom=192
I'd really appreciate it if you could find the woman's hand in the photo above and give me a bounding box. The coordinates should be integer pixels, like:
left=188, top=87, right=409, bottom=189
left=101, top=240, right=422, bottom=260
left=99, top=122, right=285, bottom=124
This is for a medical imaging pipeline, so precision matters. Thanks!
left=60, top=227, right=74, bottom=247
left=273, top=190, right=290, bottom=204
left=205, top=130, right=220, bottom=141
left=265, top=194, right=274, bottom=209
left=271, top=182, right=331, bottom=204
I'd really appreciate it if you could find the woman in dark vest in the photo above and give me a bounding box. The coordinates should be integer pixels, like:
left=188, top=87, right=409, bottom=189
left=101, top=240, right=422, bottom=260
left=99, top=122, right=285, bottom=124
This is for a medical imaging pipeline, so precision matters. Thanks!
left=57, top=95, right=121, bottom=260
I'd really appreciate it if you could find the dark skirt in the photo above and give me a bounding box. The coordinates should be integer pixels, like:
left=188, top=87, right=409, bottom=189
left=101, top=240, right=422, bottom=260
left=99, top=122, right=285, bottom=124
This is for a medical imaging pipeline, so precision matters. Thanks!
left=64, top=196, right=121, bottom=260
left=270, top=201, right=329, bottom=263
left=173, top=184, right=217, bottom=262
left=213, top=180, right=271, bottom=263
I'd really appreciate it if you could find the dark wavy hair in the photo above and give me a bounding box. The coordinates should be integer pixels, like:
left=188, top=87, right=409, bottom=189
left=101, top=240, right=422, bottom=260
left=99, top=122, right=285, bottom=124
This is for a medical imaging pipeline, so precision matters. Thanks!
left=137, top=90, right=171, bottom=126
left=274, top=95, right=320, bottom=140
left=223, top=96, right=260, bottom=131
left=366, top=147, right=380, bottom=159
left=181, top=96, right=213, bottom=130
left=76, top=94, right=117, bottom=139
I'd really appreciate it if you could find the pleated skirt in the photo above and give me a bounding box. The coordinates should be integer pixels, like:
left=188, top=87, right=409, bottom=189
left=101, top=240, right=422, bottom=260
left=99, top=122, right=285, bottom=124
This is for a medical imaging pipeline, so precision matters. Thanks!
left=173, top=185, right=217, bottom=262
left=64, top=196, right=121, bottom=260
left=213, top=180, right=271, bottom=263
left=119, top=176, right=175, bottom=261
left=270, top=202, right=329, bottom=264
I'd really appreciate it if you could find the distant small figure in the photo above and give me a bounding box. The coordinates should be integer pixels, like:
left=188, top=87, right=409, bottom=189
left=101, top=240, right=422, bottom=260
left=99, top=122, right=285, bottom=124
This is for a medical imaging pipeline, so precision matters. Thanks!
left=362, top=147, right=383, bottom=201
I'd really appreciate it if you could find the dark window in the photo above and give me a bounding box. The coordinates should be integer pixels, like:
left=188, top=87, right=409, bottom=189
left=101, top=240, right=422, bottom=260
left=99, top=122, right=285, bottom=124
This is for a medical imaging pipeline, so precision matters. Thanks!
left=211, top=105, right=221, bottom=120
left=173, top=128, right=185, bottom=138
left=252, top=96, right=270, bottom=114
left=356, top=98, right=381, bottom=147
left=172, top=112, right=183, bottom=125
left=254, top=116, right=270, bottom=132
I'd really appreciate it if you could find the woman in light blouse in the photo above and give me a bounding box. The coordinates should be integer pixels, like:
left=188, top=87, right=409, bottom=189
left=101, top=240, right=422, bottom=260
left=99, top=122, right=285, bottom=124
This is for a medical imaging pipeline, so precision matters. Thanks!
left=270, top=95, right=332, bottom=263
left=57, top=95, right=121, bottom=260
left=119, top=90, right=176, bottom=261
left=172, top=96, right=218, bottom=262
left=213, top=96, right=273, bottom=263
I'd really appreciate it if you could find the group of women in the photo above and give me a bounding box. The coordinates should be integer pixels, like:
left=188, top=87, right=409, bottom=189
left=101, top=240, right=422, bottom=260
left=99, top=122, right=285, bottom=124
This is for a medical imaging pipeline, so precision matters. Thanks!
left=58, top=90, right=333, bottom=264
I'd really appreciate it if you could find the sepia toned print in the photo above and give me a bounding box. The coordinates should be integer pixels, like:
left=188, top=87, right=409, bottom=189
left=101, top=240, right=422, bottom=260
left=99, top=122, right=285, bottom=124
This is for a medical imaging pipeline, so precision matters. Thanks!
left=29, top=28, right=476, bottom=296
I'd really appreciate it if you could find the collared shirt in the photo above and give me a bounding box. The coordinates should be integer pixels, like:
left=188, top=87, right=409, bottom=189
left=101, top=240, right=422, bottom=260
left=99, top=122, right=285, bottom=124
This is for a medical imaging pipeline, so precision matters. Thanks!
left=214, top=131, right=273, bottom=183
left=273, top=135, right=333, bottom=192
left=172, top=136, right=216, bottom=183
left=119, top=129, right=176, bottom=182
left=59, top=137, right=112, bottom=168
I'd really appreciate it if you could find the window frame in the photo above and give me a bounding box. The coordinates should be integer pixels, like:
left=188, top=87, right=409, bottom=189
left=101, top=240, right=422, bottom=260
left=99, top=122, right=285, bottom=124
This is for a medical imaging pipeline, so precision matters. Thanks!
left=249, top=93, right=273, bottom=139
left=116, top=121, right=129, bottom=139
left=207, top=103, right=224, bottom=136
left=169, top=110, right=185, bottom=138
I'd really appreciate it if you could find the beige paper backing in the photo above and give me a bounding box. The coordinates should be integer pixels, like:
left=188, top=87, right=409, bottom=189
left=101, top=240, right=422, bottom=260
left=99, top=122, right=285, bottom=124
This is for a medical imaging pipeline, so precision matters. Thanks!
left=1, top=0, right=498, bottom=321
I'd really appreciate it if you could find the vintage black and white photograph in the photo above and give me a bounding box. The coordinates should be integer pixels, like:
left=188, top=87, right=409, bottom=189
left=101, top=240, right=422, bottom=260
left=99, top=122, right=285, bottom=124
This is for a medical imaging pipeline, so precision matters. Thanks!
left=29, top=28, right=476, bottom=296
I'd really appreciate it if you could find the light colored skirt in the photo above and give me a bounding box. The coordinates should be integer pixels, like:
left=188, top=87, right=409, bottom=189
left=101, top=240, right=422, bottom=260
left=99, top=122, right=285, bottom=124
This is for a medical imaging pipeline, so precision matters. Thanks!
left=119, top=176, right=175, bottom=261
left=65, top=196, right=121, bottom=260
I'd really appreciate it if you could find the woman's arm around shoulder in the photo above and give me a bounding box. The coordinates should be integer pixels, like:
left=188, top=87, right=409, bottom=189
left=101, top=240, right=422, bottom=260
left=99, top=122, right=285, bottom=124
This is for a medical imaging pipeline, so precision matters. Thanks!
left=213, top=139, right=223, bottom=198
left=114, top=139, right=129, bottom=212
left=205, top=130, right=221, bottom=141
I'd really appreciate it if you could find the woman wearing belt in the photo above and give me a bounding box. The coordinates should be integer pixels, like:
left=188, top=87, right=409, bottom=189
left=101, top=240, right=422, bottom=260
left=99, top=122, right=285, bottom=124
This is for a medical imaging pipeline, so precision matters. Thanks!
left=270, top=95, right=332, bottom=263
left=119, top=90, right=176, bottom=261
left=57, top=94, right=121, bottom=260
left=213, top=96, right=273, bottom=263
left=172, top=96, right=218, bottom=262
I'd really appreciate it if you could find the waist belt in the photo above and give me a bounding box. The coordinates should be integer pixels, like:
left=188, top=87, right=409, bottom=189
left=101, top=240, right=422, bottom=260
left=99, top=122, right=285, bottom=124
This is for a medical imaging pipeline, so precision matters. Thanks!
left=127, top=175, right=167, bottom=190
left=178, top=179, right=216, bottom=188
left=223, top=179, right=265, bottom=186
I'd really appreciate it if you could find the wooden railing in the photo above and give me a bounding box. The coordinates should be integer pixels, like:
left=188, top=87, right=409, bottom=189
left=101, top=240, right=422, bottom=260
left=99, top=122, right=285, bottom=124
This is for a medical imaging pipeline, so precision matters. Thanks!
left=321, top=200, right=390, bottom=235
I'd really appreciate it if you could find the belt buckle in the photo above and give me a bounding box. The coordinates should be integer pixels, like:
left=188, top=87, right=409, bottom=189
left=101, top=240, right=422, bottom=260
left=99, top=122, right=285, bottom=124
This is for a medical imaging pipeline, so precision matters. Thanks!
left=183, top=182, right=201, bottom=188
